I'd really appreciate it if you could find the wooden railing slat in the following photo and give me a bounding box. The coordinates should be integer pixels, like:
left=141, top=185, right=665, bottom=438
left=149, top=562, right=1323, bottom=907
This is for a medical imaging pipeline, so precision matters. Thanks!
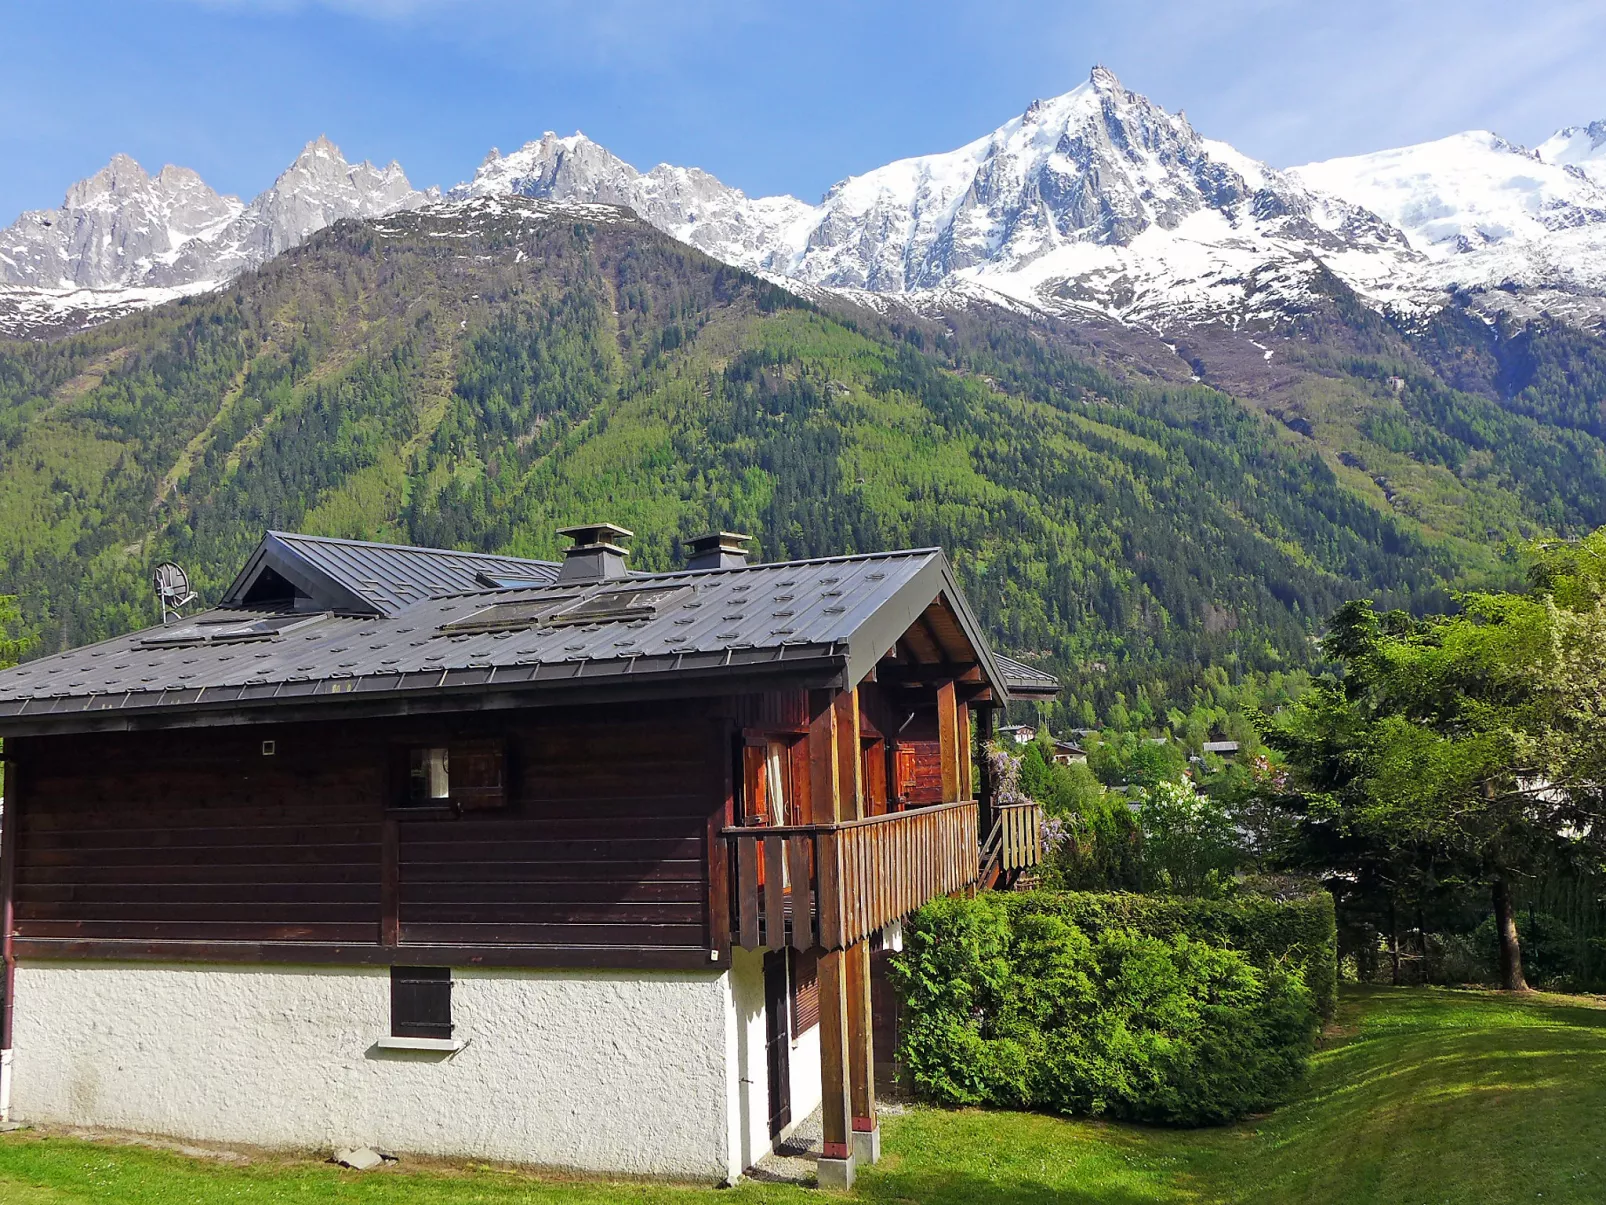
left=736, top=836, right=759, bottom=949
left=763, top=835, right=785, bottom=949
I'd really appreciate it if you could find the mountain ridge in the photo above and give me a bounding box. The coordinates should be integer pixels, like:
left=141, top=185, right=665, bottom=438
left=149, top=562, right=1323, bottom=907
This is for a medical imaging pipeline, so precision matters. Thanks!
left=4, top=69, right=1606, bottom=341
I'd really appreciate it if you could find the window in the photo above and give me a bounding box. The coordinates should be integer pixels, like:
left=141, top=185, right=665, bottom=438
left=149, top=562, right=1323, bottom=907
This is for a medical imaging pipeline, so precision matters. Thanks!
left=743, top=737, right=795, bottom=826
left=391, top=966, right=453, bottom=1039
left=403, top=740, right=506, bottom=811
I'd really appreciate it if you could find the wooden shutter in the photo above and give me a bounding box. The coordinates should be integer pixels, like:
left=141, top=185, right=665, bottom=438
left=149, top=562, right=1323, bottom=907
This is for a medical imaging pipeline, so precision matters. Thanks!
left=450, top=739, right=506, bottom=811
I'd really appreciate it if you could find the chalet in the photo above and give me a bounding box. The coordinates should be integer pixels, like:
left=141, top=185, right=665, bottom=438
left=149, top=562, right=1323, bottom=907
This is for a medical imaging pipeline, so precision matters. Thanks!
left=0, top=526, right=1053, bottom=1187
left=1050, top=739, right=1087, bottom=766
left=997, top=723, right=1036, bottom=744
left=1202, top=740, right=1241, bottom=758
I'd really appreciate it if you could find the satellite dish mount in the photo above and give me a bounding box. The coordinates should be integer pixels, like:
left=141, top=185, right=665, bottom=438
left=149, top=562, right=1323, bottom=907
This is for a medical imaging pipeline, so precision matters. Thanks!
left=153, top=562, right=197, bottom=625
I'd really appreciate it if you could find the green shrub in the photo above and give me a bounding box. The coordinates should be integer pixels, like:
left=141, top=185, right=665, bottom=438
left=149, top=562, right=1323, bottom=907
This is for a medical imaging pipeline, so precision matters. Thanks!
left=1001, top=890, right=1339, bottom=1020
left=893, top=893, right=1327, bottom=1126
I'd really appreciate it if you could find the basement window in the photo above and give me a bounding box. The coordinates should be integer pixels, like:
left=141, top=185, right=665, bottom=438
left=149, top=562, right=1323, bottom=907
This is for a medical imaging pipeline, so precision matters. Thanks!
left=391, top=966, right=453, bottom=1039
left=403, top=740, right=507, bottom=811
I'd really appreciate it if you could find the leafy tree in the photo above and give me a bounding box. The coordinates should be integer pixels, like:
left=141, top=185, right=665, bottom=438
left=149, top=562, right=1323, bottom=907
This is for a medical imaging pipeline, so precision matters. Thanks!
left=1137, top=777, right=1242, bottom=896
left=0, top=596, right=29, bottom=670
left=1265, top=534, right=1606, bottom=990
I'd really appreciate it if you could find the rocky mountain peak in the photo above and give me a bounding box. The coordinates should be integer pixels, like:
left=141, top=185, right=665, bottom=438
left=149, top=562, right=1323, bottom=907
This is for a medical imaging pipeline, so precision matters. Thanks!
left=0, top=138, right=428, bottom=293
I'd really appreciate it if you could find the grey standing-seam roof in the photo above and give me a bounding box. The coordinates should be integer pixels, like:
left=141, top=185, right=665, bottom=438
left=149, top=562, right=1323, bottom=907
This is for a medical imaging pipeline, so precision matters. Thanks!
left=993, top=654, right=1060, bottom=700
left=0, top=533, right=1054, bottom=735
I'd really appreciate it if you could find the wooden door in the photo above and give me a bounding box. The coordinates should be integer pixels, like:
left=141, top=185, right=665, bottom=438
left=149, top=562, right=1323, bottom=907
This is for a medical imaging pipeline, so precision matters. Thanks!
left=764, top=949, right=792, bottom=1137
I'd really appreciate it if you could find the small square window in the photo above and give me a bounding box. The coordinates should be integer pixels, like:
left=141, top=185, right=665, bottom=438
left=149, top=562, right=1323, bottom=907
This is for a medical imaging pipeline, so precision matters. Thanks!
left=391, top=966, right=453, bottom=1039
left=402, top=741, right=506, bottom=811
left=409, top=747, right=451, bottom=804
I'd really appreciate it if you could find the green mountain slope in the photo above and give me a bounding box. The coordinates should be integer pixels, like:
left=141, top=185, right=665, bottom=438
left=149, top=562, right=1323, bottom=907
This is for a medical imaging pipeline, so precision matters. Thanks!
left=2, top=198, right=1604, bottom=721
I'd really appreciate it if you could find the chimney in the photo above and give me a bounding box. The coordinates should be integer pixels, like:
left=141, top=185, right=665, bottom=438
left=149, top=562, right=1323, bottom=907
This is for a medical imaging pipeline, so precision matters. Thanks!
left=685, top=531, right=752, bottom=571
left=556, top=523, right=634, bottom=582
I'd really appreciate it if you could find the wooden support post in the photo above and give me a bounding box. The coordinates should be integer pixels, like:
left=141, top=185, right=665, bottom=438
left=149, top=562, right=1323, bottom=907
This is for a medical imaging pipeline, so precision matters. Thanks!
left=814, top=688, right=857, bottom=1187
left=937, top=680, right=960, bottom=802
left=957, top=700, right=972, bottom=801
left=846, top=938, right=879, bottom=1164
left=976, top=706, right=996, bottom=848
left=818, top=945, right=856, bottom=1186
left=834, top=688, right=863, bottom=821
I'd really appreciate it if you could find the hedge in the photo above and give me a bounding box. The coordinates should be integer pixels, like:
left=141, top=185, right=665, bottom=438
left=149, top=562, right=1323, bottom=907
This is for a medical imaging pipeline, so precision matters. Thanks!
left=995, top=891, right=1339, bottom=1019
left=890, top=890, right=1337, bottom=1125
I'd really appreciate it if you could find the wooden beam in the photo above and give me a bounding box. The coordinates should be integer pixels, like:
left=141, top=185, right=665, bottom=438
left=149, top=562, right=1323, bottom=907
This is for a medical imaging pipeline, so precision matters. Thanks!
left=846, top=938, right=876, bottom=1139
left=808, top=690, right=841, bottom=824
left=819, top=947, right=853, bottom=1161
left=706, top=719, right=735, bottom=960
left=834, top=688, right=863, bottom=822
left=11, top=937, right=721, bottom=971
left=937, top=680, right=960, bottom=802
left=900, top=618, right=943, bottom=664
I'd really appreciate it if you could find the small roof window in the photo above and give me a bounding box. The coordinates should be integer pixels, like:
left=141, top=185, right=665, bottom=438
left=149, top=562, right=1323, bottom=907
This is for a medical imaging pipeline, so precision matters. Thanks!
left=440, top=585, right=692, bottom=636
left=140, top=613, right=331, bottom=648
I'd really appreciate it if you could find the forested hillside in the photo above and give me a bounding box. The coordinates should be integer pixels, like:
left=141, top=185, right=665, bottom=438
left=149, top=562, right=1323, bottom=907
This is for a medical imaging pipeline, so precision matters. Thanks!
left=2, top=197, right=1605, bottom=722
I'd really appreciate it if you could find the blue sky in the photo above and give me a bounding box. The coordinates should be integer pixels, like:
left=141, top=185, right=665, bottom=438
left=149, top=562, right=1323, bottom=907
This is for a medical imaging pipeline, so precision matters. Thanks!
left=4, top=0, right=1605, bottom=220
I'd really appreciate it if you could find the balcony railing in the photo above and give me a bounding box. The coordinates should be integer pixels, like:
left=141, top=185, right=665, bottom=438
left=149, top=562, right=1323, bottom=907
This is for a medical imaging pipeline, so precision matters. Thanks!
left=725, top=800, right=979, bottom=952
left=979, top=801, right=1044, bottom=889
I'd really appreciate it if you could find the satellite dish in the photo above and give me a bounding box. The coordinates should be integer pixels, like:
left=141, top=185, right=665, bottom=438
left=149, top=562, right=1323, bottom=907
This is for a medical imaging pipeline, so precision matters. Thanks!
left=153, top=562, right=197, bottom=625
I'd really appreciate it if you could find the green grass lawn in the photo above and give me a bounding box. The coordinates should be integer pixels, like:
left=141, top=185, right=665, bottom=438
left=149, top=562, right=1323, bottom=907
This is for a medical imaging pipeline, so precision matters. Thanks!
left=2, top=985, right=1602, bottom=1204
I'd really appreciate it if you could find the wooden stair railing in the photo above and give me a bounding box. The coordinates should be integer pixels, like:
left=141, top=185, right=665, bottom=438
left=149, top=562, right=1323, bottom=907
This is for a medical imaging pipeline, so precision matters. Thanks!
left=980, top=801, right=1045, bottom=892
left=725, top=800, right=978, bottom=952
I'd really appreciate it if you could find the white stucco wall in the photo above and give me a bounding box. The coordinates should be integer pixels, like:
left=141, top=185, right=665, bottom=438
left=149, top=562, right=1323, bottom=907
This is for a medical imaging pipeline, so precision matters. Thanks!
left=788, top=1019, right=823, bottom=1128
left=727, top=947, right=771, bottom=1174
left=10, top=961, right=743, bottom=1181
left=724, top=947, right=823, bottom=1163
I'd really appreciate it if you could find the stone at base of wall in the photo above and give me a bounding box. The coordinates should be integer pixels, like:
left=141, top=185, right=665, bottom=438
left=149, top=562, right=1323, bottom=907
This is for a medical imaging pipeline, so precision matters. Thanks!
left=817, top=1152, right=856, bottom=1191
left=851, top=1124, right=880, bottom=1165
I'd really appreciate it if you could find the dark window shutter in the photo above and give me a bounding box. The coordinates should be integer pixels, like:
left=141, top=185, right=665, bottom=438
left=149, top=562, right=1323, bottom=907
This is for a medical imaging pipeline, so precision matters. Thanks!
left=391, top=966, right=453, bottom=1038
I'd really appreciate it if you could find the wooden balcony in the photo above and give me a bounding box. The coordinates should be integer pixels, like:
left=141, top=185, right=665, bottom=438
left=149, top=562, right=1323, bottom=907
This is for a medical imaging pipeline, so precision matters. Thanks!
left=725, top=800, right=979, bottom=952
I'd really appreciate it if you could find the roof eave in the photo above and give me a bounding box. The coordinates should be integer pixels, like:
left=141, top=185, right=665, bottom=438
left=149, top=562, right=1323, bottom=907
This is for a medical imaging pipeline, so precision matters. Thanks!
left=0, top=646, right=852, bottom=738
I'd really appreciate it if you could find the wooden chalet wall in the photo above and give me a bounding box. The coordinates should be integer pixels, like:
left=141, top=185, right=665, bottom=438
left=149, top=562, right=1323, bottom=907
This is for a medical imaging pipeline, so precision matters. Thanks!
left=8, top=702, right=722, bottom=969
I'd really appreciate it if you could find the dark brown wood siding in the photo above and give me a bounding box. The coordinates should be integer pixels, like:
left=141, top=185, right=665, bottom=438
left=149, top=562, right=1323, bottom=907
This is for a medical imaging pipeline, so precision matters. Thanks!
left=396, top=715, right=713, bottom=949
left=10, top=702, right=722, bottom=964
left=16, top=726, right=384, bottom=944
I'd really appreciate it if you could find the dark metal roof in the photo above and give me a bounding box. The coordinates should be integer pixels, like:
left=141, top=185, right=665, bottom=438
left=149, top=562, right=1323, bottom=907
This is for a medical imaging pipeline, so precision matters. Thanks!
left=221, top=531, right=561, bottom=616
left=994, top=654, right=1061, bottom=700
left=0, top=534, right=1056, bottom=735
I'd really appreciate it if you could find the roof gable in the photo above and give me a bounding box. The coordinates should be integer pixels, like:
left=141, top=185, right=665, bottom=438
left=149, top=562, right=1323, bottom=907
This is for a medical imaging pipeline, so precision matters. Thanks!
left=220, top=531, right=562, bottom=616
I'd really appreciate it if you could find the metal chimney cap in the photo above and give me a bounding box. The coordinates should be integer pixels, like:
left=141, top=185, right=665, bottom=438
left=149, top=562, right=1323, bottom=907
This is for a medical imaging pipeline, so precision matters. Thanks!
left=685, top=531, right=752, bottom=571
left=558, top=522, right=634, bottom=552
left=555, top=523, right=634, bottom=582
left=685, top=531, right=751, bottom=555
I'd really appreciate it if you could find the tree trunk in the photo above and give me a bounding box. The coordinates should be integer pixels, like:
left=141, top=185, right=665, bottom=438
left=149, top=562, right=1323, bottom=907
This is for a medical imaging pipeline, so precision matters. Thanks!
left=1492, top=875, right=1529, bottom=992
left=1389, top=894, right=1400, bottom=987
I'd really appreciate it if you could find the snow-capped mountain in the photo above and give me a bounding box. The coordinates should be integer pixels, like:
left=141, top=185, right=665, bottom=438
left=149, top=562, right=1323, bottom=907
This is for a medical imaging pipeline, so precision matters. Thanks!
left=451, top=133, right=815, bottom=273
left=1291, top=130, right=1606, bottom=319
left=0, top=137, right=433, bottom=336
left=1539, top=121, right=1606, bottom=188
left=7, top=70, right=1606, bottom=340
left=454, top=68, right=1416, bottom=326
